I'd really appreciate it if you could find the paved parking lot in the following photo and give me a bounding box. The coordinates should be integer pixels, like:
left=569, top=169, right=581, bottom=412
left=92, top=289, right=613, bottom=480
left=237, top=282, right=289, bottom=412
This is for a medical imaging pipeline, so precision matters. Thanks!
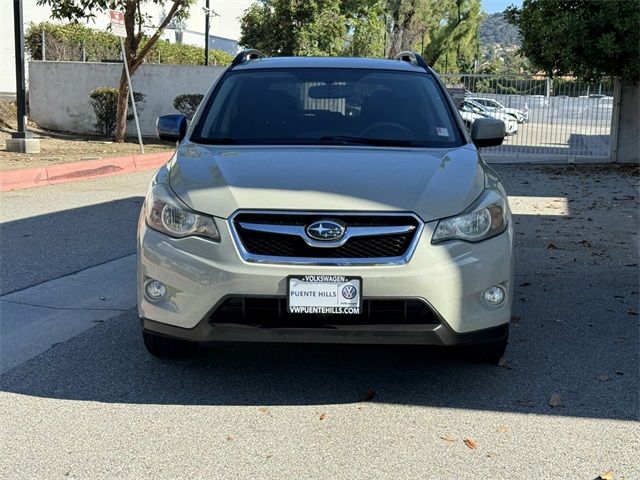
left=1, top=164, right=638, bottom=479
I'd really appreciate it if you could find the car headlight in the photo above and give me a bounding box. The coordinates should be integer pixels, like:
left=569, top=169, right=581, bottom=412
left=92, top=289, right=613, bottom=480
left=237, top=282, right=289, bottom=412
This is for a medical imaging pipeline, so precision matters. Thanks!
left=432, top=189, right=508, bottom=243
left=144, top=181, right=220, bottom=241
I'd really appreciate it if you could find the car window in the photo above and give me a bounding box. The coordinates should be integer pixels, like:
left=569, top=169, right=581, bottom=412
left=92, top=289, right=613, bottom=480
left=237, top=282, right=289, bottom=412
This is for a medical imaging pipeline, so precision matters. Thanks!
left=191, top=68, right=463, bottom=148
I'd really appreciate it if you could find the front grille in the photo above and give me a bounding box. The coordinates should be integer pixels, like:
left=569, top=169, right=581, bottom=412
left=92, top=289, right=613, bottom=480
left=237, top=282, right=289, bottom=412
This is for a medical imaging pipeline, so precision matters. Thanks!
left=231, top=212, right=421, bottom=262
left=239, top=230, right=411, bottom=258
left=210, top=297, right=440, bottom=327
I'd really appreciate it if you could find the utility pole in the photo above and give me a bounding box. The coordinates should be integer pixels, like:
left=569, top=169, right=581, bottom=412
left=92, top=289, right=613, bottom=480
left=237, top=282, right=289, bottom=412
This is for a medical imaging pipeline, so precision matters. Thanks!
left=7, top=0, right=40, bottom=153
left=204, top=0, right=210, bottom=65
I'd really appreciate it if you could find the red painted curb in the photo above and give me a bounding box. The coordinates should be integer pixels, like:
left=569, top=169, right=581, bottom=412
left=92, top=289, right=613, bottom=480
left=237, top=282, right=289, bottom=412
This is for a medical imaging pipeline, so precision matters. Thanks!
left=0, top=151, right=173, bottom=192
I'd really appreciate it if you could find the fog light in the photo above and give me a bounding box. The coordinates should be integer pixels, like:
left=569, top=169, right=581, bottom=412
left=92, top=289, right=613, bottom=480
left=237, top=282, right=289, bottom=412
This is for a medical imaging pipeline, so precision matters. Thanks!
left=144, top=279, right=167, bottom=301
left=483, top=285, right=506, bottom=306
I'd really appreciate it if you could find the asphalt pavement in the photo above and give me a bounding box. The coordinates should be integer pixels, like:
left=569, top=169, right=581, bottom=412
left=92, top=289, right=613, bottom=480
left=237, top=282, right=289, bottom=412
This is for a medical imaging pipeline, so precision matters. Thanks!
left=0, top=171, right=153, bottom=295
left=1, top=164, right=638, bottom=479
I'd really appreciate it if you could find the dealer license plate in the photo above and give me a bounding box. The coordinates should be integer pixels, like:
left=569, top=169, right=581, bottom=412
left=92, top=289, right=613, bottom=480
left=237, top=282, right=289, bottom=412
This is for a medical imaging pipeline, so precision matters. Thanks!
left=287, top=275, right=362, bottom=314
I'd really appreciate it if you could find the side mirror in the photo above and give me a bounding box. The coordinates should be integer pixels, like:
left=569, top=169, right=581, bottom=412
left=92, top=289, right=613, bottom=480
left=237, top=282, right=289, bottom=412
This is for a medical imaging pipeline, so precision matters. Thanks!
left=471, top=118, right=505, bottom=148
left=157, top=114, right=187, bottom=143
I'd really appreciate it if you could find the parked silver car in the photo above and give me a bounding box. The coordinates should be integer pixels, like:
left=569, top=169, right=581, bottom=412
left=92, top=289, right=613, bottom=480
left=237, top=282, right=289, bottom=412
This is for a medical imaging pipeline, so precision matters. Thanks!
left=462, top=99, right=519, bottom=135
left=138, top=51, right=513, bottom=362
left=468, top=96, right=529, bottom=123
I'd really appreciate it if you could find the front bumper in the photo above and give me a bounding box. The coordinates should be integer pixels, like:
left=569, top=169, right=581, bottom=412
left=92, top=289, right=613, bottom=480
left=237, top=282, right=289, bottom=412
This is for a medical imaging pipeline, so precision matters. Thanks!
left=137, top=215, right=513, bottom=345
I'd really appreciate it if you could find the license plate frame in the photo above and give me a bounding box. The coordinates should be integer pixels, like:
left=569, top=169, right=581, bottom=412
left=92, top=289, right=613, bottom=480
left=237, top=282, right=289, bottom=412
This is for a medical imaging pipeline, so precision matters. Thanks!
left=287, top=275, right=362, bottom=314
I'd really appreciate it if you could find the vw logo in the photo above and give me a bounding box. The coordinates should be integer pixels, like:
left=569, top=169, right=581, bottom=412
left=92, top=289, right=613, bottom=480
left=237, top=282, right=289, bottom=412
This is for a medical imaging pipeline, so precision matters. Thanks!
left=305, top=220, right=345, bottom=242
left=341, top=285, right=357, bottom=299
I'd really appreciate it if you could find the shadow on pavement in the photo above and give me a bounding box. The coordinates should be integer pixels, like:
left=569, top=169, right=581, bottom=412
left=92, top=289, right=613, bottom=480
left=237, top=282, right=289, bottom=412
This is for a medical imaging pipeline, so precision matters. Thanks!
left=0, top=165, right=638, bottom=421
left=0, top=196, right=144, bottom=295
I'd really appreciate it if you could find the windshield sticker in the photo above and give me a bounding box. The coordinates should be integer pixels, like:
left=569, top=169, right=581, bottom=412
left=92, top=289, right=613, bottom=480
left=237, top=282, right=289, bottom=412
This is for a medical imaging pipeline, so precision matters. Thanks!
left=436, top=127, right=449, bottom=137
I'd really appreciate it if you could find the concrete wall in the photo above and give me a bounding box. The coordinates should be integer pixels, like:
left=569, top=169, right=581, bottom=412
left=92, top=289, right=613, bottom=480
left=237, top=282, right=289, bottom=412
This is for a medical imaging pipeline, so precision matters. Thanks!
left=615, top=83, right=640, bottom=164
left=29, top=61, right=224, bottom=137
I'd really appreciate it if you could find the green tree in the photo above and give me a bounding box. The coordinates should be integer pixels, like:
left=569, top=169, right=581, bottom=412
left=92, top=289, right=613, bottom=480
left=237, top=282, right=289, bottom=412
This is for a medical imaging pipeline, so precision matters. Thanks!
left=239, top=0, right=482, bottom=70
left=505, top=0, right=640, bottom=83
left=423, top=0, right=481, bottom=73
left=240, top=0, right=347, bottom=56
left=39, top=0, right=195, bottom=142
left=381, top=0, right=481, bottom=71
left=344, top=2, right=385, bottom=57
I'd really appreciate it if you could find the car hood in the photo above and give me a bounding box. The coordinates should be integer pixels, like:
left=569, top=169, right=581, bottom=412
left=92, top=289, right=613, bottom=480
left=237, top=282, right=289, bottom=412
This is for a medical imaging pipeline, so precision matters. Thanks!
left=169, top=143, right=485, bottom=221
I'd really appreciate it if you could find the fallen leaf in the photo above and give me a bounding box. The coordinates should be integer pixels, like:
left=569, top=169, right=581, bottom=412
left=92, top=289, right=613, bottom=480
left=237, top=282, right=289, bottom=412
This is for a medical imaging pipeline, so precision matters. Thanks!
left=628, top=309, right=638, bottom=316
left=596, top=373, right=611, bottom=382
left=548, top=394, right=562, bottom=407
left=498, top=357, right=512, bottom=370
left=258, top=407, right=269, bottom=414
left=614, top=370, right=624, bottom=375
left=319, top=413, right=326, bottom=421
left=598, top=470, right=614, bottom=480
left=463, top=438, right=478, bottom=449
left=486, top=452, right=497, bottom=459
left=440, top=435, right=455, bottom=443
left=225, top=435, right=235, bottom=441
left=520, top=282, right=531, bottom=287
left=546, top=243, right=558, bottom=250
left=360, top=389, right=376, bottom=402
left=497, top=426, right=509, bottom=433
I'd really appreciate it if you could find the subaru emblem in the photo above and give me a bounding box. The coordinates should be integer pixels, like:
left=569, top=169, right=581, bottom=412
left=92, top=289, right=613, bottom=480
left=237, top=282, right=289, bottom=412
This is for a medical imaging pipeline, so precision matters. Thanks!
left=306, top=220, right=346, bottom=241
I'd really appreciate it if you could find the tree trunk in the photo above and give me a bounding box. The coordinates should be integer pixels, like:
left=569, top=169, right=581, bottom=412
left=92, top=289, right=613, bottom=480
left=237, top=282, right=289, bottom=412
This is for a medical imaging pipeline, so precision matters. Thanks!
left=114, top=68, right=130, bottom=142
left=112, top=0, right=185, bottom=142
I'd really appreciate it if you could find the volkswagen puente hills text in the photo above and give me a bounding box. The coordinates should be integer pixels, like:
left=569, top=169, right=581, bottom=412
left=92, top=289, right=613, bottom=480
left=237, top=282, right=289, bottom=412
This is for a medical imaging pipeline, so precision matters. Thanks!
left=138, top=50, right=513, bottom=362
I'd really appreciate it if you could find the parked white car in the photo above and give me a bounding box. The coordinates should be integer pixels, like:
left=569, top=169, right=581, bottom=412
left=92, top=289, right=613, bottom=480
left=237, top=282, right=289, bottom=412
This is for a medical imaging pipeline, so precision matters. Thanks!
left=461, top=100, right=518, bottom=135
left=458, top=108, right=487, bottom=131
left=468, top=97, right=529, bottom=123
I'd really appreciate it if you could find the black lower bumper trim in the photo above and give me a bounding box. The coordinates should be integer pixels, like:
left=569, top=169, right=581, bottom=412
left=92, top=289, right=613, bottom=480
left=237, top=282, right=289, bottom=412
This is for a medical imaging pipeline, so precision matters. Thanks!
left=141, top=317, right=509, bottom=347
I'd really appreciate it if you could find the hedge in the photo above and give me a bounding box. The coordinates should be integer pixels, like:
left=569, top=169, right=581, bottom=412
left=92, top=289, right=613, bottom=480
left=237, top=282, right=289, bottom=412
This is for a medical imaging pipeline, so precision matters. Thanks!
left=89, top=87, right=145, bottom=137
left=173, top=94, right=205, bottom=119
left=25, top=22, right=233, bottom=66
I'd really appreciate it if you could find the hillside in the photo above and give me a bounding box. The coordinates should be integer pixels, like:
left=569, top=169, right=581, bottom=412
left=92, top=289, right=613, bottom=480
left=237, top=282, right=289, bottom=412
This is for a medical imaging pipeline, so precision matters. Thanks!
left=479, top=12, right=520, bottom=47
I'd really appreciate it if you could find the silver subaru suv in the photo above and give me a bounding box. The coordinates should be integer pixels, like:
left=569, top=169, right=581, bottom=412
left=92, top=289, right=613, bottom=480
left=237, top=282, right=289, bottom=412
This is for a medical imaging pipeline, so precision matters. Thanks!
left=138, top=51, right=513, bottom=362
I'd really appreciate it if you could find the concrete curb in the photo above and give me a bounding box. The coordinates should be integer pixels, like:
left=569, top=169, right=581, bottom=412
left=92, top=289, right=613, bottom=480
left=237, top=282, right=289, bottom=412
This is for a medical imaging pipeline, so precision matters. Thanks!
left=0, top=151, right=173, bottom=192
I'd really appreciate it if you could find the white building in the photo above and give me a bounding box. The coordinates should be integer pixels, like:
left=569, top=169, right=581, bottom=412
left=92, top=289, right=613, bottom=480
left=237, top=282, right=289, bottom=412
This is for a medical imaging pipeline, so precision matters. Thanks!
left=0, top=0, right=253, bottom=95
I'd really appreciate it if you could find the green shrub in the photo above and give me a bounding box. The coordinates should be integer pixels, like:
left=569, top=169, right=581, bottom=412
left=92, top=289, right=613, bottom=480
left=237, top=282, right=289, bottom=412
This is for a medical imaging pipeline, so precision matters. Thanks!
left=173, top=94, right=204, bottom=119
left=89, top=87, right=145, bottom=137
left=26, top=22, right=119, bottom=61
left=26, top=22, right=233, bottom=66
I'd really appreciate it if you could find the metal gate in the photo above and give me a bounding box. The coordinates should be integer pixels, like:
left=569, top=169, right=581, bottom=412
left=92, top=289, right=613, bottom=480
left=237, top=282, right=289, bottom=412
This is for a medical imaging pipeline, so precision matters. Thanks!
left=440, top=74, right=618, bottom=163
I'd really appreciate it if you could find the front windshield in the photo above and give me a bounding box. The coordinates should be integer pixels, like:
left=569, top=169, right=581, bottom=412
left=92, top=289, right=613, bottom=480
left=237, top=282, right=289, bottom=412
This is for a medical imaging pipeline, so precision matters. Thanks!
left=191, top=68, right=463, bottom=148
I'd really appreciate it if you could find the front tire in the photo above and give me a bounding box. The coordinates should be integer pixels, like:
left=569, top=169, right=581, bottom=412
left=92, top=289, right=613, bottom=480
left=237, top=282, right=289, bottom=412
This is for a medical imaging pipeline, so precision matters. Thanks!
left=142, top=330, right=198, bottom=358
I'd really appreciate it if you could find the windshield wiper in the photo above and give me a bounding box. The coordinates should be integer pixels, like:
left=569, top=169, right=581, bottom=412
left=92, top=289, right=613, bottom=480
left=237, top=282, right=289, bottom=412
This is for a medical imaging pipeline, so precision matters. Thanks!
left=313, top=135, right=420, bottom=147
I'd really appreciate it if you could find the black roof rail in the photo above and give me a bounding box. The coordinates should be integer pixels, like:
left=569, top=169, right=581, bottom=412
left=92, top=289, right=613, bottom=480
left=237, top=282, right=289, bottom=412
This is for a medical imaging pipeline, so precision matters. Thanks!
left=393, top=51, right=429, bottom=70
left=230, top=49, right=267, bottom=68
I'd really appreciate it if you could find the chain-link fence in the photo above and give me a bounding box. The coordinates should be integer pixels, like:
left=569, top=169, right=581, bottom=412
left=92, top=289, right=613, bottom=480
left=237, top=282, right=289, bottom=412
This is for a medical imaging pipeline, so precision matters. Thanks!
left=441, top=74, right=616, bottom=162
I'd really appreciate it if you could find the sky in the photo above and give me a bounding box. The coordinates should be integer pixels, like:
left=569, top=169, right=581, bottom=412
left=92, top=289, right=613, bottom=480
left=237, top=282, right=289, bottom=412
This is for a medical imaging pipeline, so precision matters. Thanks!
left=482, top=0, right=523, bottom=14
